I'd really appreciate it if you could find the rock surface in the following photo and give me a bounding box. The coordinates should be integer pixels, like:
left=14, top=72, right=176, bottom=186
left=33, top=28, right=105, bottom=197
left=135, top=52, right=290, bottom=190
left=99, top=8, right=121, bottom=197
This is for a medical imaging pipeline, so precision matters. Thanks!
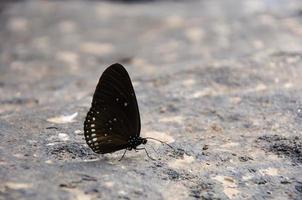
left=1, top=0, right=302, bottom=199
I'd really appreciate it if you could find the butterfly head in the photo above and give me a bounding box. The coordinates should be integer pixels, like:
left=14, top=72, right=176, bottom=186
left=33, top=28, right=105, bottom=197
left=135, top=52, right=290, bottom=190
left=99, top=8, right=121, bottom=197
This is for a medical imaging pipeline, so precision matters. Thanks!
left=128, top=136, right=147, bottom=149
left=141, top=138, right=147, bottom=145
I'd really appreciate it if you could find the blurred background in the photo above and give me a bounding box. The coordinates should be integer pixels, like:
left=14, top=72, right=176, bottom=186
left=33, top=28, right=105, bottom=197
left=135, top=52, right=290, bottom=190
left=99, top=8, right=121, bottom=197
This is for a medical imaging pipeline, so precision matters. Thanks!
left=1, top=0, right=302, bottom=199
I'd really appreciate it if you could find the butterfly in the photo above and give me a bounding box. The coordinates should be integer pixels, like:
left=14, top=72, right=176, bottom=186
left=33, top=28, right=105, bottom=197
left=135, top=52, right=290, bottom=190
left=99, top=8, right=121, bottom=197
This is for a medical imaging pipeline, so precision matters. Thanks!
left=84, top=63, right=172, bottom=160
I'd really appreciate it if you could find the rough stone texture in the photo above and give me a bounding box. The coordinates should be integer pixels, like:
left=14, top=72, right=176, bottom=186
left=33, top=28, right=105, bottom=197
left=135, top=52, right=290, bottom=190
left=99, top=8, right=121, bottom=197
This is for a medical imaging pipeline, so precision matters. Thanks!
left=1, top=0, right=302, bottom=199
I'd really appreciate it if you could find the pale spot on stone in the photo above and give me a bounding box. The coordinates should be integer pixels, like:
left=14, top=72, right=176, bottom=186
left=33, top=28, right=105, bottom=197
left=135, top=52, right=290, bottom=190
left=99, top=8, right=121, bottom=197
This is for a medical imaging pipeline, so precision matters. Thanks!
left=80, top=42, right=114, bottom=55
left=182, top=79, right=195, bottom=87
left=242, top=174, right=253, bottom=181
left=47, top=112, right=78, bottom=124
left=131, top=58, right=155, bottom=73
left=74, top=130, right=82, bottom=134
left=132, top=81, right=139, bottom=87
left=230, top=97, right=241, bottom=104
left=168, top=154, right=195, bottom=169
left=286, top=56, right=300, bottom=64
left=162, top=183, right=189, bottom=200
left=253, top=40, right=264, bottom=49
left=185, top=27, right=204, bottom=43
left=159, top=116, right=184, bottom=124
left=284, top=82, right=293, bottom=89
left=131, top=58, right=146, bottom=66
left=0, top=160, right=7, bottom=165
left=143, top=131, right=175, bottom=144
left=189, top=87, right=214, bottom=98
left=58, top=20, right=77, bottom=32
left=56, top=51, right=79, bottom=69
left=45, top=160, right=53, bottom=164
left=223, top=188, right=240, bottom=199
left=104, top=181, right=114, bottom=188
left=165, top=15, right=184, bottom=28
left=118, top=190, right=127, bottom=196
left=13, top=154, right=23, bottom=158
left=46, top=142, right=59, bottom=146
left=213, top=176, right=240, bottom=199
left=58, top=133, right=69, bottom=141
left=5, top=182, right=32, bottom=190
left=95, top=5, right=112, bottom=18
left=254, top=83, right=267, bottom=91
left=259, top=167, right=279, bottom=176
left=221, top=142, right=240, bottom=148
left=7, top=18, right=28, bottom=32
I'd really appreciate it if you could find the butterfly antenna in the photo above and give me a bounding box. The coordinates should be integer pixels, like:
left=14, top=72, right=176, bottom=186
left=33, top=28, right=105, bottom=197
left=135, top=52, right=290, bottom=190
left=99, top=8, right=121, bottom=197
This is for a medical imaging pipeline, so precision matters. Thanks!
left=145, top=137, right=176, bottom=151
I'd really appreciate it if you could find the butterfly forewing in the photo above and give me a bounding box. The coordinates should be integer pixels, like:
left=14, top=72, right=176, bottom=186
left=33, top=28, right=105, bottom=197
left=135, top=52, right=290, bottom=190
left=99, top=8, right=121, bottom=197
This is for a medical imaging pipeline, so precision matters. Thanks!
left=84, top=63, right=141, bottom=153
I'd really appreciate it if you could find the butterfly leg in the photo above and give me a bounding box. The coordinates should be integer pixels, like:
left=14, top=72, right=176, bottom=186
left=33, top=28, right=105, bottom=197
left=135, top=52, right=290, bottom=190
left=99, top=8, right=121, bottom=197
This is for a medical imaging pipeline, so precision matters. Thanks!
left=136, top=147, right=156, bottom=160
left=119, top=149, right=127, bottom=161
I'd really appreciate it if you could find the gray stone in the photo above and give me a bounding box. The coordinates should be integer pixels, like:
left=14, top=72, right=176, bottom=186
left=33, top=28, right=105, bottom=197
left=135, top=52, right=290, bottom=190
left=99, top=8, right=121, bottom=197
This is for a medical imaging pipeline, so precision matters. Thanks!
left=1, top=0, right=302, bottom=199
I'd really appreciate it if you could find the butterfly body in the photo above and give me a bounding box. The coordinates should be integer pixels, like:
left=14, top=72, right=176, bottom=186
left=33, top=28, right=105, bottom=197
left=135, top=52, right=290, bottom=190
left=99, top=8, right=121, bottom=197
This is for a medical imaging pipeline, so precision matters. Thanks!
left=127, top=136, right=147, bottom=150
left=84, top=63, right=146, bottom=155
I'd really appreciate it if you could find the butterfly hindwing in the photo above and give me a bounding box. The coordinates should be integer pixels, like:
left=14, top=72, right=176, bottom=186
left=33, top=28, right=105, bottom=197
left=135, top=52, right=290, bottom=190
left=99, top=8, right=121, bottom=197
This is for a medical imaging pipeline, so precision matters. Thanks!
left=84, top=63, right=141, bottom=153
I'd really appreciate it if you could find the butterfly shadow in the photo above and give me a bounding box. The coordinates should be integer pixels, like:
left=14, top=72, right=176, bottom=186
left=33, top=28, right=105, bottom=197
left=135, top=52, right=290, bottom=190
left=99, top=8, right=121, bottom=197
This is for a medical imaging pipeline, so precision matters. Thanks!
left=46, top=142, right=114, bottom=164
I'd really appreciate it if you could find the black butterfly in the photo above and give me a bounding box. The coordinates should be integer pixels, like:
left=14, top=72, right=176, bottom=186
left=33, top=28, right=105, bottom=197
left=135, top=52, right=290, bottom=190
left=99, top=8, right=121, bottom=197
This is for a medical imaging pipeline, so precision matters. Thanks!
left=84, top=63, right=172, bottom=160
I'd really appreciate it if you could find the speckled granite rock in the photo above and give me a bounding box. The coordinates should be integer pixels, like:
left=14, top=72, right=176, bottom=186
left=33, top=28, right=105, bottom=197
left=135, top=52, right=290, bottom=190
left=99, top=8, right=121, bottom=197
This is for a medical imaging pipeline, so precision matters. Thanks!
left=1, top=0, right=302, bottom=199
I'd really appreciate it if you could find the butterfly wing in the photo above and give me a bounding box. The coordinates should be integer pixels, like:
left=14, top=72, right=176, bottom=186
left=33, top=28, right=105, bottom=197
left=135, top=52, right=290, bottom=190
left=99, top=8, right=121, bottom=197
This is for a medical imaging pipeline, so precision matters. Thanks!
left=84, top=63, right=141, bottom=153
